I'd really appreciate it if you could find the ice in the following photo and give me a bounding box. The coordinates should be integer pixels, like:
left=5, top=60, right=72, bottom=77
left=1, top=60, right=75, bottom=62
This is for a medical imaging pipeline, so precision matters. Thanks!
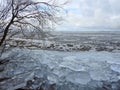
left=60, top=56, right=86, bottom=71
left=47, top=74, right=58, bottom=84
left=25, top=72, right=35, bottom=81
left=90, top=70, right=111, bottom=81
left=111, top=65, right=120, bottom=73
left=1, top=48, right=120, bottom=90
left=66, top=72, right=91, bottom=85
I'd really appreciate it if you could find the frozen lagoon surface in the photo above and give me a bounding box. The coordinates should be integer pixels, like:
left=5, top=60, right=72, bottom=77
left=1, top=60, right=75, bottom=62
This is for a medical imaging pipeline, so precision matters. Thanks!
left=1, top=48, right=120, bottom=90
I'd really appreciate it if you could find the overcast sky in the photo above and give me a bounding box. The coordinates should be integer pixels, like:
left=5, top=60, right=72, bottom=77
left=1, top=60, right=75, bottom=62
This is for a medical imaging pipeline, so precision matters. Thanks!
left=0, top=0, right=120, bottom=31
left=56, top=0, right=120, bottom=31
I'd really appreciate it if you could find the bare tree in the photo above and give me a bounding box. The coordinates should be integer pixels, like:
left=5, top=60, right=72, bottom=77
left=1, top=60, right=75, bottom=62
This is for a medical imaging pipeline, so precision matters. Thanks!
left=0, top=0, right=64, bottom=46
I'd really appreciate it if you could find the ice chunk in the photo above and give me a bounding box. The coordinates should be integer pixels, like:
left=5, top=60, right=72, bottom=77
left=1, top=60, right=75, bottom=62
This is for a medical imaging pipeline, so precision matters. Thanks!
left=47, top=74, right=58, bottom=84
left=60, top=56, right=86, bottom=71
left=66, top=72, right=91, bottom=85
left=89, top=69, right=112, bottom=81
left=111, top=65, right=120, bottom=73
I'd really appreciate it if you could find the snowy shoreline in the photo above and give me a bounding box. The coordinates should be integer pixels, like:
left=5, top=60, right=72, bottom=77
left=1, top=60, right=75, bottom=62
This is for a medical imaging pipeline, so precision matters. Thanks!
left=4, top=37, right=120, bottom=52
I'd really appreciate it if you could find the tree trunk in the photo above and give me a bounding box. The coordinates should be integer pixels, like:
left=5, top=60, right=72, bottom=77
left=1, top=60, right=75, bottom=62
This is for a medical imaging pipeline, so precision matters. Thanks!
left=0, top=16, right=14, bottom=46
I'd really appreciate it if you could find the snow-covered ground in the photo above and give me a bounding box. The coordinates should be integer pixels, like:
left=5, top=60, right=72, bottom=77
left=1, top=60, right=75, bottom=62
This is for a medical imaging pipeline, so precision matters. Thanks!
left=0, top=48, right=120, bottom=90
left=7, top=31, right=120, bottom=52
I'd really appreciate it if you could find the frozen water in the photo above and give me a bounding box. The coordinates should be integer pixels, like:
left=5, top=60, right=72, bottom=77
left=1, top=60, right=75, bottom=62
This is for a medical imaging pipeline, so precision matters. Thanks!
left=111, top=64, right=120, bottom=73
left=60, top=56, right=86, bottom=71
left=1, top=48, right=120, bottom=90
left=66, top=72, right=91, bottom=84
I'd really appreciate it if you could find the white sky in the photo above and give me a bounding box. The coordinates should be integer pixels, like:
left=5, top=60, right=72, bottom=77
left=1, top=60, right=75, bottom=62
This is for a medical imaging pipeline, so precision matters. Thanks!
left=56, top=0, right=120, bottom=31
left=0, top=0, right=120, bottom=31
